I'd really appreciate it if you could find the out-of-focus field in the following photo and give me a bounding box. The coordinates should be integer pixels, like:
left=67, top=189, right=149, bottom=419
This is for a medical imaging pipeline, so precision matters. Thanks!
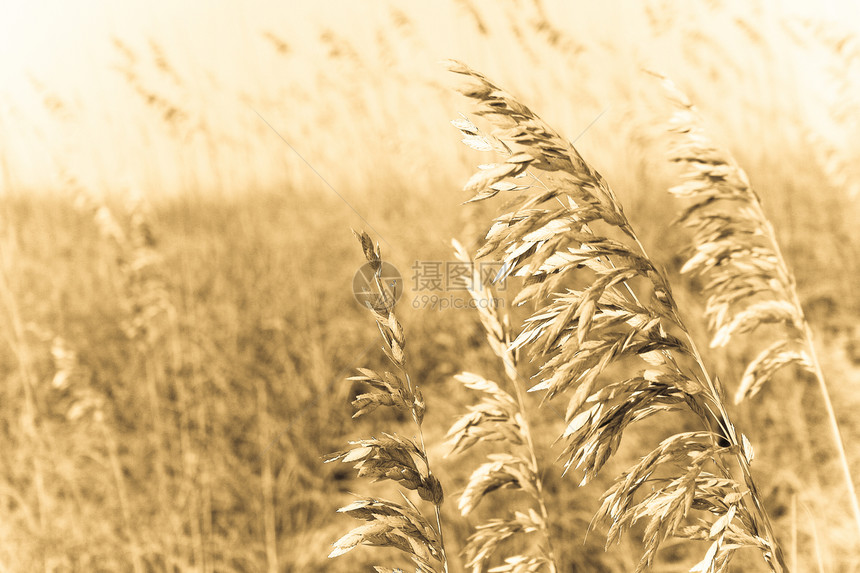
left=1, top=1, right=859, bottom=571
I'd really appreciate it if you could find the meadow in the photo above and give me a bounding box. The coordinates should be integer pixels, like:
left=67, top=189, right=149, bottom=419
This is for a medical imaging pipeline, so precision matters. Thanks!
left=0, top=1, right=858, bottom=571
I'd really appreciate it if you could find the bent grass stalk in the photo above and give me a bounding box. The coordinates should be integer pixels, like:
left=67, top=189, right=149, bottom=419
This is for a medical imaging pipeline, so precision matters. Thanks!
left=654, top=71, right=860, bottom=537
left=446, top=60, right=788, bottom=572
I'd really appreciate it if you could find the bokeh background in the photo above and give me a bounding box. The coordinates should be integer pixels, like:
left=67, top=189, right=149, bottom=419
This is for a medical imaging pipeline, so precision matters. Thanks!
left=1, top=0, right=859, bottom=571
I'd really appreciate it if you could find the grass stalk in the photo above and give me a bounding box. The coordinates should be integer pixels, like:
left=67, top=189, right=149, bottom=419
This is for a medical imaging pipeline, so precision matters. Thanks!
left=655, top=71, right=860, bottom=537
left=447, top=59, right=789, bottom=572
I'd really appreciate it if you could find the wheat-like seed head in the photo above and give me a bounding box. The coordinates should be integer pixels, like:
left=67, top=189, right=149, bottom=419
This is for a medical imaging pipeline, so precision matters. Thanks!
left=653, top=71, right=816, bottom=403
left=656, top=70, right=860, bottom=537
left=326, top=231, right=448, bottom=573
left=444, top=241, right=559, bottom=572
left=447, top=60, right=788, bottom=573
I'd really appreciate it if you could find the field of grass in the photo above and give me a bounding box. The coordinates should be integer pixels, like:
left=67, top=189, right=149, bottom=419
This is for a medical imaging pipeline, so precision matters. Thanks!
left=1, top=1, right=859, bottom=571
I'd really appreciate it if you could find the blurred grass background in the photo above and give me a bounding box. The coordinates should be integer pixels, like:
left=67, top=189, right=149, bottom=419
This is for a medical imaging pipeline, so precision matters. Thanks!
left=0, top=0, right=858, bottom=571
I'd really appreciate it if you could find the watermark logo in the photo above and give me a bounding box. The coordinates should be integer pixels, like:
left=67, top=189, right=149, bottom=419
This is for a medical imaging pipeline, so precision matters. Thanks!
left=352, top=261, right=404, bottom=311
left=353, top=259, right=508, bottom=311
left=411, top=260, right=507, bottom=293
left=412, top=293, right=505, bottom=311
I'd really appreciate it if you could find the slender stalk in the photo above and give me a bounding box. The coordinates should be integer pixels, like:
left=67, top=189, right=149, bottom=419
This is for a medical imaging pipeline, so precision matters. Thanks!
left=415, top=425, right=450, bottom=573
left=374, top=269, right=450, bottom=573
left=399, top=344, right=449, bottom=568
left=753, top=203, right=860, bottom=535
left=802, top=321, right=860, bottom=531
left=454, top=236, right=560, bottom=570
left=501, top=347, right=559, bottom=573
left=804, top=502, right=826, bottom=573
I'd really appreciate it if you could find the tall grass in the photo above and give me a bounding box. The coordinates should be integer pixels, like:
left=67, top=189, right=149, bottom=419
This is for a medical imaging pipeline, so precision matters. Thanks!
left=653, top=71, right=860, bottom=534
left=446, top=60, right=789, bottom=572
left=329, top=49, right=860, bottom=569
left=0, top=2, right=858, bottom=572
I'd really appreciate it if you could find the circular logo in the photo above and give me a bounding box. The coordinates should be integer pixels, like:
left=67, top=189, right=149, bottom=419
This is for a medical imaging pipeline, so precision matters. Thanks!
left=352, top=261, right=403, bottom=311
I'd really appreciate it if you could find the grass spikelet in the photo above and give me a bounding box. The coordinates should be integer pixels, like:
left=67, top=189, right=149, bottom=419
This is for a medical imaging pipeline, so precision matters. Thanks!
left=326, top=231, right=449, bottom=572
left=445, top=240, right=559, bottom=572
left=447, top=60, right=788, bottom=572
left=654, top=71, right=860, bottom=535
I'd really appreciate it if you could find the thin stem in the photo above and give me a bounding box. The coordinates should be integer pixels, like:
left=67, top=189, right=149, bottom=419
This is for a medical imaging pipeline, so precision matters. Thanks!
left=458, top=234, right=560, bottom=571
left=629, top=233, right=787, bottom=572
left=802, top=322, right=860, bottom=532
left=500, top=343, right=559, bottom=573
left=407, top=373, right=450, bottom=573
left=374, top=267, right=450, bottom=573
left=752, top=202, right=860, bottom=535
left=502, top=354, right=558, bottom=573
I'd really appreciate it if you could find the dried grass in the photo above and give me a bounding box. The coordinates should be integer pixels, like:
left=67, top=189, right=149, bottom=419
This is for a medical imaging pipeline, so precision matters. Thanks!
left=442, top=59, right=789, bottom=572
left=444, top=239, right=559, bottom=572
left=326, top=52, right=860, bottom=571
left=326, top=231, right=449, bottom=573
left=653, top=71, right=860, bottom=536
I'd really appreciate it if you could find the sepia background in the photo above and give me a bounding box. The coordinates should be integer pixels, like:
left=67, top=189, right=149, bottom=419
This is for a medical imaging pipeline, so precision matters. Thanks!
left=1, top=0, right=859, bottom=571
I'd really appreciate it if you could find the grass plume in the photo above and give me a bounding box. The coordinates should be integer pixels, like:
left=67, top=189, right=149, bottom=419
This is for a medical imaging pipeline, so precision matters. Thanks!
left=653, top=71, right=860, bottom=536
left=446, top=59, right=789, bottom=572
left=326, top=231, right=449, bottom=572
left=445, top=239, right=559, bottom=572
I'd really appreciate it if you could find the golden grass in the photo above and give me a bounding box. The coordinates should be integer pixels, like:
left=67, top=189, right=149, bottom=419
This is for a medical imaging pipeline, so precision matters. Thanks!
left=0, top=2, right=858, bottom=572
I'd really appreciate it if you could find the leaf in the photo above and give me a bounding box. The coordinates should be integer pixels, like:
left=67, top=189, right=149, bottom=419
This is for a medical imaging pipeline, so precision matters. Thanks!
left=709, top=504, right=736, bottom=538
left=464, top=162, right=521, bottom=198
left=740, top=434, right=755, bottom=464
left=563, top=404, right=598, bottom=438
left=491, top=180, right=528, bottom=193
left=690, top=539, right=720, bottom=573
left=639, top=350, right=666, bottom=366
